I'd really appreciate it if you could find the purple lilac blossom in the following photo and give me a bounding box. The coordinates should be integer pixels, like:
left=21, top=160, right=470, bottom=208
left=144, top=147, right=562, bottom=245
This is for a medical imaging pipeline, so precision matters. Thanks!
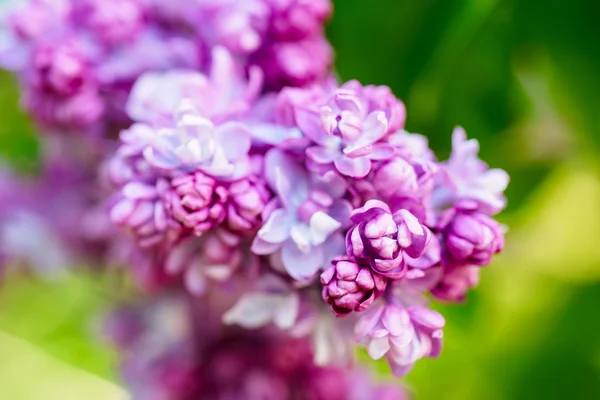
left=434, top=127, right=509, bottom=215
left=251, top=148, right=351, bottom=280
left=346, top=200, right=432, bottom=279
left=295, top=82, right=401, bottom=178
left=355, top=301, right=444, bottom=377
left=126, top=46, right=263, bottom=126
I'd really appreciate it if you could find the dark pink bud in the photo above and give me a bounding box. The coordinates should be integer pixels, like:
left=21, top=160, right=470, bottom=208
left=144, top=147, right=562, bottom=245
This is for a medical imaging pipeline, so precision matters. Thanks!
left=321, top=257, right=387, bottom=316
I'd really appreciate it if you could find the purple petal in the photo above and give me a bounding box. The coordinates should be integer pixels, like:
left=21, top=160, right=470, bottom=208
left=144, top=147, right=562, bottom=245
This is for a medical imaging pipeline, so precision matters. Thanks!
left=251, top=237, right=282, bottom=255
left=294, top=106, right=329, bottom=144
left=407, top=306, right=445, bottom=330
left=334, top=91, right=365, bottom=115
left=306, top=145, right=339, bottom=164
left=334, top=155, right=371, bottom=178
left=257, top=208, right=293, bottom=243
left=309, top=211, right=342, bottom=246
left=281, top=240, right=324, bottom=280
left=216, top=122, right=251, bottom=161
left=265, top=149, right=308, bottom=207
left=369, top=143, right=396, bottom=160
left=357, top=111, right=388, bottom=145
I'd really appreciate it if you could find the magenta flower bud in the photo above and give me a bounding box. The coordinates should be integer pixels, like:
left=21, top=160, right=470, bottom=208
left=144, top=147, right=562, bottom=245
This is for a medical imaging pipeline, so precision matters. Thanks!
left=394, top=208, right=431, bottom=260
left=346, top=200, right=431, bottom=279
left=442, top=211, right=504, bottom=266
left=346, top=200, right=401, bottom=276
left=165, top=172, right=228, bottom=236
left=226, top=176, right=271, bottom=234
left=321, top=257, right=388, bottom=316
left=109, top=180, right=168, bottom=248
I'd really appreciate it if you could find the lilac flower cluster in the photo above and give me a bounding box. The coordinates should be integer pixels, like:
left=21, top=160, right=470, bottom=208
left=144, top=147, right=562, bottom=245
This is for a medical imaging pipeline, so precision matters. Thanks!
left=102, top=55, right=508, bottom=375
left=0, top=0, right=509, bottom=394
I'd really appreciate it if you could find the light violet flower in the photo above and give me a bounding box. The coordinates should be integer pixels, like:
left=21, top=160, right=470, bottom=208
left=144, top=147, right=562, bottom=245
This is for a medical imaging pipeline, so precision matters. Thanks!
left=143, top=100, right=252, bottom=179
left=356, top=301, right=444, bottom=377
left=126, top=46, right=263, bottom=125
left=346, top=200, right=431, bottom=279
left=321, top=256, right=387, bottom=316
left=435, top=127, right=509, bottom=215
left=105, top=123, right=156, bottom=187
left=0, top=210, right=69, bottom=278
left=296, top=83, right=398, bottom=178
left=251, top=149, right=351, bottom=280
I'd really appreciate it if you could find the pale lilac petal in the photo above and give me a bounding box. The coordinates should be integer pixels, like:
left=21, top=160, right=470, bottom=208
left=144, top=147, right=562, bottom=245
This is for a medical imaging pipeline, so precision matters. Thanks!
left=334, top=156, right=371, bottom=178
left=306, top=145, right=339, bottom=164
left=281, top=239, right=324, bottom=280
left=309, top=211, right=342, bottom=246
left=367, top=336, right=391, bottom=360
left=369, top=143, right=396, bottom=160
left=256, top=208, right=293, bottom=243
left=251, top=237, right=282, bottom=255
left=294, top=106, right=329, bottom=144
left=216, top=122, right=252, bottom=160
left=357, top=111, right=388, bottom=145
left=184, top=262, right=207, bottom=296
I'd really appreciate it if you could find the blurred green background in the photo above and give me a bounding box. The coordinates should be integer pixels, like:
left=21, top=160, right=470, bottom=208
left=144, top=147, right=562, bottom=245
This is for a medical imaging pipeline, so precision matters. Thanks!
left=1, top=0, right=600, bottom=398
